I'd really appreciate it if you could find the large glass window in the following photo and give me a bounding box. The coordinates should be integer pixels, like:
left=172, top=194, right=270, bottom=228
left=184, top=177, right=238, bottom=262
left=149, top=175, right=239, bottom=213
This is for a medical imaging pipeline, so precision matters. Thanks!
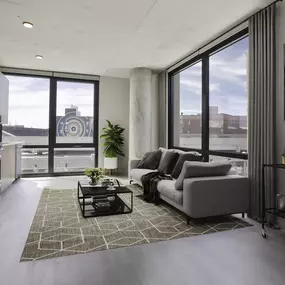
left=169, top=29, right=248, bottom=166
left=3, top=76, right=49, bottom=145
left=209, top=155, right=248, bottom=176
left=2, top=74, right=98, bottom=176
left=21, top=148, right=49, bottom=174
left=54, top=148, right=95, bottom=172
left=173, top=61, right=202, bottom=148
left=56, top=81, right=94, bottom=144
left=209, top=37, right=248, bottom=153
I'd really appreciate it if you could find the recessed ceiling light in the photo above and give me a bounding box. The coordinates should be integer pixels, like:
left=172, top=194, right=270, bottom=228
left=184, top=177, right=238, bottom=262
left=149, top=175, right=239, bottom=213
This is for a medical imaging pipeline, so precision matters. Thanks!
left=23, top=21, right=33, bottom=28
left=35, top=55, right=43, bottom=60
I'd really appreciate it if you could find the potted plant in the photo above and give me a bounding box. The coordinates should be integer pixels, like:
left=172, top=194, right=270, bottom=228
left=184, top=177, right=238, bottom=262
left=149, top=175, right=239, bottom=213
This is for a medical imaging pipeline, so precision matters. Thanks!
left=100, top=120, right=125, bottom=170
left=85, top=168, right=104, bottom=185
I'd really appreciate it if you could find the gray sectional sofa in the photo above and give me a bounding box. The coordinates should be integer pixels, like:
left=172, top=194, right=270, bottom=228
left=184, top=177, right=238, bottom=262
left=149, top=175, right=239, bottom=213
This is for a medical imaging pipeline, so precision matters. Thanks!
left=129, top=149, right=249, bottom=222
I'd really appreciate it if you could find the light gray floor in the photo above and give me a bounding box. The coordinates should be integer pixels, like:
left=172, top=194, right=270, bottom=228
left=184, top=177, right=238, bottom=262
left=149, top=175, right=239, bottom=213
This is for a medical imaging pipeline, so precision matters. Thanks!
left=1, top=177, right=285, bottom=285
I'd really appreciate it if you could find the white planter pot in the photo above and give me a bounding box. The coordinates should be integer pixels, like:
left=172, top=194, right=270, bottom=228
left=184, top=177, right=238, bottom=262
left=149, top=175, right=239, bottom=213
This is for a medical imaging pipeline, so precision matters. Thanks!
left=104, top=157, right=118, bottom=169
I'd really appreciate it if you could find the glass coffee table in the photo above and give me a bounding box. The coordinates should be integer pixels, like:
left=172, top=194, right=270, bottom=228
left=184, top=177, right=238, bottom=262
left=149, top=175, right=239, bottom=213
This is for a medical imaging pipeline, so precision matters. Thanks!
left=77, top=179, right=133, bottom=218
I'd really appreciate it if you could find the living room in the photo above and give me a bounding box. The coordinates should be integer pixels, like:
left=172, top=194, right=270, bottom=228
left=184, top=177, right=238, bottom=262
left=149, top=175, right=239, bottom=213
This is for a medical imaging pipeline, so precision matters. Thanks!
left=1, top=0, right=285, bottom=284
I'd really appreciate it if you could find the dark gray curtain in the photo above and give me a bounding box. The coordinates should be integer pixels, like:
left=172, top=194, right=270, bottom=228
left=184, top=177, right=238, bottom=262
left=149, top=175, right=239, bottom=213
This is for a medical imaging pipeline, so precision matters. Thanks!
left=248, top=4, right=276, bottom=219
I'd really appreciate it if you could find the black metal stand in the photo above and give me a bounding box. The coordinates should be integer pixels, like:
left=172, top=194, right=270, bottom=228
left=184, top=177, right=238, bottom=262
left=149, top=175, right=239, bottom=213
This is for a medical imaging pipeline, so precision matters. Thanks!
left=77, top=181, right=133, bottom=218
left=261, top=164, right=285, bottom=238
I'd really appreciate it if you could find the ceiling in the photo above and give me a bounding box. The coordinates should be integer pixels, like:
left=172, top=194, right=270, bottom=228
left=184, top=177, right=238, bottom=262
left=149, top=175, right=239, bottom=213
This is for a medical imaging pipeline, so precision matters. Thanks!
left=0, top=0, right=273, bottom=78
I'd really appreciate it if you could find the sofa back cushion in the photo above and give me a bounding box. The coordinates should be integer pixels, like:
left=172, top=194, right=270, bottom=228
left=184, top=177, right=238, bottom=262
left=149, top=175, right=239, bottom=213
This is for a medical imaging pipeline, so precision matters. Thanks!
left=157, top=151, right=179, bottom=174
left=137, top=150, right=162, bottom=170
left=171, top=153, right=203, bottom=179
left=158, top=147, right=172, bottom=169
left=174, top=161, right=232, bottom=190
left=158, top=147, right=202, bottom=168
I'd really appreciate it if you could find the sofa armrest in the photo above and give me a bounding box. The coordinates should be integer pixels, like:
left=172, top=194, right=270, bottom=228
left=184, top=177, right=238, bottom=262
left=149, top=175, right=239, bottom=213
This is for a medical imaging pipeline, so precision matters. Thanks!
left=129, top=159, right=141, bottom=171
left=182, top=175, right=249, bottom=218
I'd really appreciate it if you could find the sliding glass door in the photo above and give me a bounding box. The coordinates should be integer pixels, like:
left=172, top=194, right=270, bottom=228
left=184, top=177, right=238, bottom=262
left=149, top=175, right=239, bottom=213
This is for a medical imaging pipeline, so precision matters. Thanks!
left=4, top=75, right=99, bottom=176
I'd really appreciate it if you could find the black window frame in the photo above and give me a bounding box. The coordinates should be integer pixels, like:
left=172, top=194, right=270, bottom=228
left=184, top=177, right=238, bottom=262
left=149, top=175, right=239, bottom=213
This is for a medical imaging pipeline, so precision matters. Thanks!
left=168, top=28, right=249, bottom=161
left=3, top=71, right=99, bottom=177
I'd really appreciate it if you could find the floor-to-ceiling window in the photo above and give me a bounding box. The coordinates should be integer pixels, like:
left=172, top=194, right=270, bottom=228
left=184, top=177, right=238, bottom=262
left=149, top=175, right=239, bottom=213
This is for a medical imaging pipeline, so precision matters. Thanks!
left=3, top=74, right=99, bottom=176
left=169, top=28, right=248, bottom=175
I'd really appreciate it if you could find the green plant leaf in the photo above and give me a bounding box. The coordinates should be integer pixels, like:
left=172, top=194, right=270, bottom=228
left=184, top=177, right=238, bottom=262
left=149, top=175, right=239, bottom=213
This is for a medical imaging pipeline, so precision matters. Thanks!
left=100, top=120, right=125, bottom=157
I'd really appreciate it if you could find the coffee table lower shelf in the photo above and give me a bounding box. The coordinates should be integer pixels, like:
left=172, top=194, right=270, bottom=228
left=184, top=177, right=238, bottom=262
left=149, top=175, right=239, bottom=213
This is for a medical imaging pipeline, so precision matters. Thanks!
left=78, top=194, right=133, bottom=218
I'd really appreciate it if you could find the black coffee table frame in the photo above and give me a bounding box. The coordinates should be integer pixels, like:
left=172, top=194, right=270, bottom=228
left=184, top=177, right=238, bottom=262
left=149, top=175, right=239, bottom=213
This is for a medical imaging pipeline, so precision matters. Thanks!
left=77, top=181, right=133, bottom=218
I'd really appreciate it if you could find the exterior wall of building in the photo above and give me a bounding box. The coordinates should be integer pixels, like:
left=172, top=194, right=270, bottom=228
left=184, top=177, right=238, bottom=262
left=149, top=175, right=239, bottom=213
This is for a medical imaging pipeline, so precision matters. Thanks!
left=180, top=107, right=247, bottom=135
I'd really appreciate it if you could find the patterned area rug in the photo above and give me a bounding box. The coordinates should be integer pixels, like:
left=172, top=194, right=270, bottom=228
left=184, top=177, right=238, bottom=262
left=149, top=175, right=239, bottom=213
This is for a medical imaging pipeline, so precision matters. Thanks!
left=21, top=184, right=252, bottom=262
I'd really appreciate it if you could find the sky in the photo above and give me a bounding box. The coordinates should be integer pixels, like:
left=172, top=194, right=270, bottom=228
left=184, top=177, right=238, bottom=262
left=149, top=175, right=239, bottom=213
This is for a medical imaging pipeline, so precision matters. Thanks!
left=6, top=76, right=94, bottom=128
left=179, top=36, right=248, bottom=116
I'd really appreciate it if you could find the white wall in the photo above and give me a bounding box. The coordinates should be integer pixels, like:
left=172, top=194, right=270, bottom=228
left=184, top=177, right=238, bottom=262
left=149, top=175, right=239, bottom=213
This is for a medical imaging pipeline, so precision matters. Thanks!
left=0, top=72, right=9, bottom=123
left=173, top=73, right=181, bottom=146
left=99, top=76, right=130, bottom=175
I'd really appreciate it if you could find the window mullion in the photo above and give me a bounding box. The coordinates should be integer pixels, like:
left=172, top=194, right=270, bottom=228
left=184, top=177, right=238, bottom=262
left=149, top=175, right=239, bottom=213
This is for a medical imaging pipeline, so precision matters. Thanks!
left=48, top=78, right=57, bottom=173
left=202, top=56, right=209, bottom=161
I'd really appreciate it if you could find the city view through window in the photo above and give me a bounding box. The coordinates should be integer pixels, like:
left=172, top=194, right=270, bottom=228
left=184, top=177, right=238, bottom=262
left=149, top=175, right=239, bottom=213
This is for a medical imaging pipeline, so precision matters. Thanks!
left=3, top=76, right=96, bottom=174
left=3, top=76, right=50, bottom=145
left=56, top=81, right=94, bottom=144
left=209, top=37, right=248, bottom=153
left=176, top=36, right=249, bottom=175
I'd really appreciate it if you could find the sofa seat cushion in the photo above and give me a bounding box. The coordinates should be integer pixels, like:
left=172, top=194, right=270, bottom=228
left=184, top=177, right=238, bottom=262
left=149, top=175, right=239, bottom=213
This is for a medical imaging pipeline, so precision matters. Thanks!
left=157, top=180, right=183, bottom=206
left=130, top=168, right=157, bottom=182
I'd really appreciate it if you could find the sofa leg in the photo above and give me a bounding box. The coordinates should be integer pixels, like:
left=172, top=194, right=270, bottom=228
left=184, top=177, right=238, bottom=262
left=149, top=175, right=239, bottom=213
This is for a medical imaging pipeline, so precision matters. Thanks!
left=186, top=218, right=190, bottom=225
left=242, top=212, right=245, bottom=218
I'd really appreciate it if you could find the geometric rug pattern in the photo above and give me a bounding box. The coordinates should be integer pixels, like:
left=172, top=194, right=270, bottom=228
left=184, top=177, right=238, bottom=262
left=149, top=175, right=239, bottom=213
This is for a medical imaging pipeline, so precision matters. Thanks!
left=21, top=184, right=252, bottom=262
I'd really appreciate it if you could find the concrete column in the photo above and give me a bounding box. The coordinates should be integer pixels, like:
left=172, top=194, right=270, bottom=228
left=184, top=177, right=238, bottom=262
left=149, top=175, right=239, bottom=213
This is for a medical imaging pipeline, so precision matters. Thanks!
left=129, top=68, right=152, bottom=159
left=158, top=72, right=167, bottom=147
left=151, top=73, right=159, bottom=150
